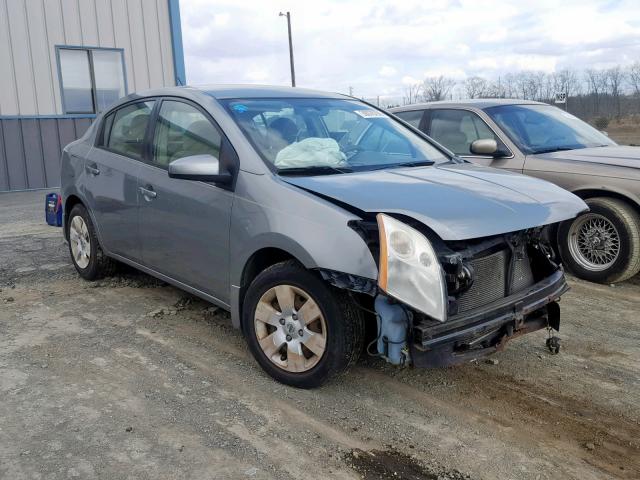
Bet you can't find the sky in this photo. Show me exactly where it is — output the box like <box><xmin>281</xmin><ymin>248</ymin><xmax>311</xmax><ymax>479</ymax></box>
<box><xmin>180</xmin><ymin>0</ymin><xmax>640</xmax><ymax>101</ymax></box>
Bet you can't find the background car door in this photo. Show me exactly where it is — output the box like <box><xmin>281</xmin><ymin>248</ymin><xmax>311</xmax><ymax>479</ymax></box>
<box><xmin>137</xmin><ymin>99</ymin><xmax>234</xmax><ymax>303</ymax></box>
<box><xmin>83</xmin><ymin>100</ymin><xmax>154</xmax><ymax>260</ymax></box>
<box><xmin>426</xmin><ymin>108</ymin><xmax>524</xmax><ymax>171</ymax></box>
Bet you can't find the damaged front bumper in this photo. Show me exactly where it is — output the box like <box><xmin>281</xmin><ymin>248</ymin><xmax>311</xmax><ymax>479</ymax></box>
<box><xmin>409</xmin><ymin>268</ymin><xmax>568</xmax><ymax>367</ymax></box>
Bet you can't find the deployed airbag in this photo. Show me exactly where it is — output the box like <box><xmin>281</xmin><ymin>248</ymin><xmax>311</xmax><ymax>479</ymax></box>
<box><xmin>275</xmin><ymin>137</ymin><xmax>347</xmax><ymax>168</ymax></box>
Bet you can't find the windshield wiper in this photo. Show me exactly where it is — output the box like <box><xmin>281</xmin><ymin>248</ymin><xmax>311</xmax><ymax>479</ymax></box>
<box><xmin>368</xmin><ymin>160</ymin><xmax>436</xmax><ymax>171</ymax></box>
<box><xmin>532</xmin><ymin>146</ymin><xmax>577</xmax><ymax>154</ymax></box>
<box><xmin>277</xmin><ymin>165</ymin><xmax>353</xmax><ymax>176</ymax></box>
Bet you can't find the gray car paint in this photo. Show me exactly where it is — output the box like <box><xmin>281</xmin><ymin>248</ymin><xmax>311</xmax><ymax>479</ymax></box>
<box><xmin>282</xmin><ymin>162</ymin><xmax>587</xmax><ymax>240</ymax></box>
<box><xmin>61</xmin><ymin>86</ymin><xmax>586</xmax><ymax>329</ymax></box>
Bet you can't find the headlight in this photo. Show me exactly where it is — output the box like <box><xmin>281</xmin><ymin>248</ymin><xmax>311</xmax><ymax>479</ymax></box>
<box><xmin>377</xmin><ymin>213</ymin><xmax>447</xmax><ymax>321</ymax></box>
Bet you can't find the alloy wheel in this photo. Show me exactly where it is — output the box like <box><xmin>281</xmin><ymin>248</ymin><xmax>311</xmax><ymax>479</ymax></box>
<box><xmin>568</xmin><ymin>213</ymin><xmax>620</xmax><ymax>272</ymax></box>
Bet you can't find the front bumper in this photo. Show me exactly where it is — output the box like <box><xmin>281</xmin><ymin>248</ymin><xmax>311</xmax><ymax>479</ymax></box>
<box><xmin>410</xmin><ymin>268</ymin><xmax>568</xmax><ymax>367</ymax></box>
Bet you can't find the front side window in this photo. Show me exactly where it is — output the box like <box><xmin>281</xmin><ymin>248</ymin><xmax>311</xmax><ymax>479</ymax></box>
<box><xmin>105</xmin><ymin>101</ymin><xmax>154</xmax><ymax>159</ymax></box>
<box><xmin>58</xmin><ymin>47</ymin><xmax>126</xmax><ymax>114</ymax></box>
<box><xmin>152</xmin><ymin>101</ymin><xmax>222</xmax><ymax>168</ymax></box>
<box><xmin>428</xmin><ymin>109</ymin><xmax>502</xmax><ymax>156</ymax></box>
<box><xmin>394</xmin><ymin>110</ymin><xmax>425</xmax><ymax>128</ymax></box>
<box><xmin>222</xmin><ymin>98</ymin><xmax>448</xmax><ymax>173</ymax></box>
<box><xmin>485</xmin><ymin>104</ymin><xmax>615</xmax><ymax>154</ymax></box>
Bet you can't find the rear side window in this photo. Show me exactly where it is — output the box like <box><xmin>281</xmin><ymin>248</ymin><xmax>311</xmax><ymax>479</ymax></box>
<box><xmin>152</xmin><ymin>100</ymin><xmax>222</xmax><ymax>168</ymax></box>
<box><xmin>105</xmin><ymin>101</ymin><xmax>155</xmax><ymax>159</ymax></box>
<box><xmin>394</xmin><ymin>110</ymin><xmax>424</xmax><ymax>129</ymax></box>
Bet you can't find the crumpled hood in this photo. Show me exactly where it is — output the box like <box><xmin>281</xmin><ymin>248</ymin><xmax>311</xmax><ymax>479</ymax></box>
<box><xmin>531</xmin><ymin>145</ymin><xmax>640</xmax><ymax>169</ymax></box>
<box><xmin>283</xmin><ymin>163</ymin><xmax>587</xmax><ymax>240</ymax></box>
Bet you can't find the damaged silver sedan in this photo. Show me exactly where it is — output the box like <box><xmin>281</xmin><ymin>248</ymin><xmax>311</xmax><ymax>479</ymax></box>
<box><xmin>60</xmin><ymin>85</ymin><xmax>587</xmax><ymax>388</ymax></box>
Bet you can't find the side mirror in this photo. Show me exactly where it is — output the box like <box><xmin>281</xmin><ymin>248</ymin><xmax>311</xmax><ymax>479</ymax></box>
<box><xmin>168</xmin><ymin>154</ymin><xmax>232</xmax><ymax>184</ymax></box>
<box><xmin>470</xmin><ymin>139</ymin><xmax>498</xmax><ymax>156</ymax></box>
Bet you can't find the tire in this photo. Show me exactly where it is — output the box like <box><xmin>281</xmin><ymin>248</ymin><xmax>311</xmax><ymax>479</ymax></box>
<box><xmin>241</xmin><ymin>260</ymin><xmax>364</xmax><ymax>388</ymax></box>
<box><xmin>67</xmin><ymin>204</ymin><xmax>117</xmax><ymax>281</ymax></box>
<box><xmin>558</xmin><ymin>197</ymin><xmax>640</xmax><ymax>283</ymax></box>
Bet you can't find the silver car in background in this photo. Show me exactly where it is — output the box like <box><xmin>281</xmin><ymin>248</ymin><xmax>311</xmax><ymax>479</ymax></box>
<box><xmin>61</xmin><ymin>86</ymin><xmax>586</xmax><ymax>388</ymax></box>
<box><xmin>391</xmin><ymin>100</ymin><xmax>640</xmax><ymax>284</ymax></box>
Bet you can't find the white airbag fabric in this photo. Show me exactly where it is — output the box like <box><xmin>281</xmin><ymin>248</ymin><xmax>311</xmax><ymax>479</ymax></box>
<box><xmin>274</xmin><ymin>137</ymin><xmax>346</xmax><ymax>168</ymax></box>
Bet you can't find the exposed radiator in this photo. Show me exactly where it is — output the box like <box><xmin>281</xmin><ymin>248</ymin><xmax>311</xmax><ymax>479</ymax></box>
<box><xmin>456</xmin><ymin>248</ymin><xmax>534</xmax><ymax>313</ymax></box>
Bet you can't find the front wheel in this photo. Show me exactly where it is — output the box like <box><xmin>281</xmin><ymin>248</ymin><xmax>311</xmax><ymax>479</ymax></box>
<box><xmin>241</xmin><ymin>261</ymin><xmax>364</xmax><ymax>388</ymax></box>
<box><xmin>558</xmin><ymin>197</ymin><xmax>640</xmax><ymax>283</ymax></box>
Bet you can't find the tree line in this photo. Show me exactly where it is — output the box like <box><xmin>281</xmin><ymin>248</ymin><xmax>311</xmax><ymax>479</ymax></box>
<box><xmin>396</xmin><ymin>62</ymin><xmax>640</xmax><ymax>121</ymax></box>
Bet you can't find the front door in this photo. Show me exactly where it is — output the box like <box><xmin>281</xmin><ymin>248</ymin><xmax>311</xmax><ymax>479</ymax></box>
<box><xmin>84</xmin><ymin>100</ymin><xmax>155</xmax><ymax>260</ymax></box>
<box><xmin>427</xmin><ymin>108</ymin><xmax>524</xmax><ymax>171</ymax></box>
<box><xmin>137</xmin><ymin>99</ymin><xmax>233</xmax><ymax>303</ymax></box>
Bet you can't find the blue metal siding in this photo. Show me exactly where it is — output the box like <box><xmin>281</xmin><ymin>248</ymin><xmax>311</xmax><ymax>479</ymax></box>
<box><xmin>168</xmin><ymin>0</ymin><xmax>186</xmax><ymax>86</ymax></box>
<box><xmin>0</xmin><ymin>116</ymin><xmax>94</xmax><ymax>191</ymax></box>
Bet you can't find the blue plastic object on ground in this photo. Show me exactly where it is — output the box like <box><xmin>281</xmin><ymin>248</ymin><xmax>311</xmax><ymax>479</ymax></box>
<box><xmin>45</xmin><ymin>193</ymin><xmax>63</xmax><ymax>227</ymax></box>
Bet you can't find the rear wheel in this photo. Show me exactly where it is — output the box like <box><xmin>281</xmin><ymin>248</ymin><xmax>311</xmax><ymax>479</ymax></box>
<box><xmin>242</xmin><ymin>261</ymin><xmax>364</xmax><ymax>388</ymax></box>
<box><xmin>558</xmin><ymin>197</ymin><xmax>640</xmax><ymax>283</ymax></box>
<box><xmin>67</xmin><ymin>204</ymin><xmax>117</xmax><ymax>280</ymax></box>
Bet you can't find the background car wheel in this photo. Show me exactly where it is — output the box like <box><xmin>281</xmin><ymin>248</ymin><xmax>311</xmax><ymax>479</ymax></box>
<box><xmin>67</xmin><ymin>204</ymin><xmax>117</xmax><ymax>280</ymax></box>
<box><xmin>558</xmin><ymin>197</ymin><xmax>640</xmax><ymax>283</ymax></box>
<box><xmin>241</xmin><ymin>260</ymin><xmax>364</xmax><ymax>388</ymax></box>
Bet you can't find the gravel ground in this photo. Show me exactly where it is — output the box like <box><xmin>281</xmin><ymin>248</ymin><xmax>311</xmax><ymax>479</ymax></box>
<box><xmin>1</xmin><ymin>190</ymin><xmax>639</xmax><ymax>480</ymax></box>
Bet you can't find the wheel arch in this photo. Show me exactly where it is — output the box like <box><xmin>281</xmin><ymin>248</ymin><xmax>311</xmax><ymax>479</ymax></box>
<box><xmin>571</xmin><ymin>188</ymin><xmax>640</xmax><ymax>217</ymax></box>
<box><xmin>232</xmin><ymin>244</ymin><xmax>313</xmax><ymax>331</ymax></box>
<box><xmin>63</xmin><ymin>194</ymin><xmax>85</xmax><ymax>241</ymax></box>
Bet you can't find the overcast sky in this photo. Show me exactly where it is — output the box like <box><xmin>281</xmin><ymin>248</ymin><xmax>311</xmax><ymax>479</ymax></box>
<box><xmin>180</xmin><ymin>0</ymin><xmax>640</xmax><ymax>100</ymax></box>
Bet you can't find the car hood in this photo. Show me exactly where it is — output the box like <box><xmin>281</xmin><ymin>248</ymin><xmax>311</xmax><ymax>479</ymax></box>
<box><xmin>530</xmin><ymin>145</ymin><xmax>640</xmax><ymax>169</ymax></box>
<box><xmin>282</xmin><ymin>163</ymin><xmax>587</xmax><ymax>240</ymax></box>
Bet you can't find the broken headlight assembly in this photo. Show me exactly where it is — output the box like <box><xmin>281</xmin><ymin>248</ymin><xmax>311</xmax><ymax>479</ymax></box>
<box><xmin>376</xmin><ymin>213</ymin><xmax>447</xmax><ymax>321</ymax></box>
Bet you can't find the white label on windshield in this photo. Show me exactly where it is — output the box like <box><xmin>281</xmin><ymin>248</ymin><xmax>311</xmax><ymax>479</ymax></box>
<box><xmin>354</xmin><ymin>109</ymin><xmax>386</xmax><ymax>118</ymax></box>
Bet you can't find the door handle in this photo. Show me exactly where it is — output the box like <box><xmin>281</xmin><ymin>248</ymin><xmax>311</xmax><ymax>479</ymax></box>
<box><xmin>139</xmin><ymin>186</ymin><xmax>157</xmax><ymax>199</ymax></box>
<box><xmin>86</xmin><ymin>164</ymin><xmax>100</xmax><ymax>176</ymax></box>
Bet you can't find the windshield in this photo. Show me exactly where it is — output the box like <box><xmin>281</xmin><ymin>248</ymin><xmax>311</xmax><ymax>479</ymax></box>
<box><xmin>485</xmin><ymin>104</ymin><xmax>615</xmax><ymax>155</ymax></box>
<box><xmin>221</xmin><ymin>98</ymin><xmax>448</xmax><ymax>174</ymax></box>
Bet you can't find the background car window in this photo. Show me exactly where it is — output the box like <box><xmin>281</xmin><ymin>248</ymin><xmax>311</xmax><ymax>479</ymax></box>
<box><xmin>429</xmin><ymin>109</ymin><xmax>500</xmax><ymax>156</ymax></box>
<box><xmin>486</xmin><ymin>104</ymin><xmax>615</xmax><ymax>154</ymax></box>
<box><xmin>394</xmin><ymin>110</ymin><xmax>424</xmax><ymax>128</ymax></box>
<box><xmin>153</xmin><ymin>101</ymin><xmax>222</xmax><ymax>168</ymax></box>
<box><xmin>106</xmin><ymin>101</ymin><xmax>155</xmax><ymax>159</ymax></box>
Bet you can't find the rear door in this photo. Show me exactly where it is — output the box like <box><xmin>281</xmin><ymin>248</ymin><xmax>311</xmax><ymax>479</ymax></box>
<box><xmin>137</xmin><ymin>98</ymin><xmax>235</xmax><ymax>303</ymax></box>
<box><xmin>426</xmin><ymin>108</ymin><xmax>524</xmax><ymax>171</ymax></box>
<box><xmin>84</xmin><ymin>100</ymin><xmax>155</xmax><ymax>260</ymax></box>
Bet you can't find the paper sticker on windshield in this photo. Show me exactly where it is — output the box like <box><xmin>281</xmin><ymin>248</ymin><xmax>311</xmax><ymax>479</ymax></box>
<box><xmin>354</xmin><ymin>109</ymin><xmax>386</xmax><ymax>119</ymax></box>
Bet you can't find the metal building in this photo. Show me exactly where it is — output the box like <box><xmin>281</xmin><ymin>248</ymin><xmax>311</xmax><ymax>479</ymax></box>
<box><xmin>0</xmin><ymin>0</ymin><xmax>185</xmax><ymax>192</ymax></box>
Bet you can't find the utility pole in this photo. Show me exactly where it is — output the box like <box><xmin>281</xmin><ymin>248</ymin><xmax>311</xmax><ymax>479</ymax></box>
<box><xmin>349</xmin><ymin>86</ymin><xmax>353</xmax><ymax>96</ymax></box>
<box><xmin>279</xmin><ymin>12</ymin><xmax>296</xmax><ymax>87</ymax></box>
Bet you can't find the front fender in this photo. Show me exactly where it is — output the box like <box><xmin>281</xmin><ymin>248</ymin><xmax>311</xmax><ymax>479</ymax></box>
<box><xmin>229</xmin><ymin>172</ymin><xmax>379</xmax><ymax>328</ymax></box>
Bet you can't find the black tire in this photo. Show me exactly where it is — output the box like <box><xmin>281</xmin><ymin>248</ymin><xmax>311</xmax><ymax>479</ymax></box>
<box><xmin>67</xmin><ymin>204</ymin><xmax>117</xmax><ymax>281</ymax></box>
<box><xmin>241</xmin><ymin>260</ymin><xmax>364</xmax><ymax>389</ymax></box>
<box><xmin>558</xmin><ymin>197</ymin><xmax>640</xmax><ymax>283</ymax></box>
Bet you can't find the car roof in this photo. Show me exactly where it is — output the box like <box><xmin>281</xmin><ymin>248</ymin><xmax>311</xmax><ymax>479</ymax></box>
<box><xmin>389</xmin><ymin>98</ymin><xmax>547</xmax><ymax>112</ymax></box>
<box><xmin>117</xmin><ymin>84</ymin><xmax>351</xmax><ymax>102</ymax></box>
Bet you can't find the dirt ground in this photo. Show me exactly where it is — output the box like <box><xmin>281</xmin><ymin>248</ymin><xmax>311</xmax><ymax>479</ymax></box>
<box><xmin>1</xmin><ymin>190</ymin><xmax>639</xmax><ymax>480</ymax></box>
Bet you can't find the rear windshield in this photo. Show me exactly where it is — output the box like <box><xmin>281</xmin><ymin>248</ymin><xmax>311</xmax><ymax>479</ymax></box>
<box><xmin>221</xmin><ymin>98</ymin><xmax>448</xmax><ymax>173</ymax></box>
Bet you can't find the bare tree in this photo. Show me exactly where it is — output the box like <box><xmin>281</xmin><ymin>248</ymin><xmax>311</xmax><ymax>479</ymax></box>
<box><xmin>402</xmin><ymin>83</ymin><xmax>423</xmax><ymax>105</ymax></box>
<box><xmin>606</xmin><ymin>66</ymin><xmax>625</xmax><ymax>117</ymax></box>
<box><xmin>557</xmin><ymin>69</ymin><xmax>581</xmax><ymax>97</ymax></box>
<box><xmin>422</xmin><ymin>76</ymin><xmax>456</xmax><ymax>101</ymax></box>
<box><xmin>585</xmin><ymin>68</ymin><xmax>608</xmax><ymax>114</ymax></box>
<box><xmin>463</xmin><ymin>76</ymin><xmax>488</xmax><ymax>99</ymax></box>
<box><xmin>629</xmin><ymin>62</ymin><xmax>640</xmax><ymax>96</ymax></box>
